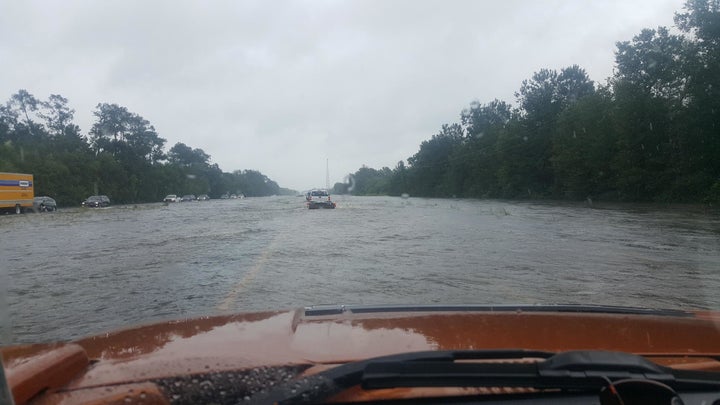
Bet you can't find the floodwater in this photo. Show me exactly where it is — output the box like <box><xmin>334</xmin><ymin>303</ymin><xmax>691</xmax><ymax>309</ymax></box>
<box><xmin>2</xmin><ymin>196</ymin><xmax>720</xmax><ymax>344</ymax></box>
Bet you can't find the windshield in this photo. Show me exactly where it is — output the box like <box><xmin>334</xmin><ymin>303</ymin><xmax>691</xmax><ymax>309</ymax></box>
<box><xmin>1</xmin><ymin>0</ymin><xmax>719</xmax><ymax>367</ymax></box>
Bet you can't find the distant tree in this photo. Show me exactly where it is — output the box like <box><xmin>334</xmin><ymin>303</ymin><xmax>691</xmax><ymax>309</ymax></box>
<box><xmin>89</xmin><ymin>103</ymin><xmax>166</xmax><ymax>163</ymax></box>
<box><xmin>614</xmin><ymin>27</ymin><xmax>689</xmax><ymax>103</ymax></box>
<box><xmin>457</xmin><ymin>100</ymin><xmax>514</xmax><ymax>197</ymax></box>
<box><xmin>89</xmin><ymin>103</ymin><xmax>131</xmax><ymax>150</ymax></box>
<box><xmin>461</xmin><ymin>99</ymin><xmax>512</xmax><ymax>139</ymax></box>
<box><xmin>125</xmin><ymin>115</ymin><xmax>166</xmax><ymax>164</ymax></box>
<box><xmin>388</xmin><ymin>161</ymin><xmax>408</xmax><ymax>196</ymax></box>
<box><xmin>512</xmin><ymin>66</ymin><xmax>596</xmax><ymax>195</ymax></box>
<box><xmin>7</xmin><ymin>90</ymin><xmax>41</xmax><ymax>135</ymax></box>
<box><xmin>612</xmin><ymin>26</ymin><xmax>693</xmax><ymax>200</ymax></box>
<box><xmin>1</xmin><ymin>90</ymin><xmax>287</xmax><ymax>205</ymax></box>
<box><xmin>168</xmin><ymin>142</ymin><xmax>211</xmax><ymax>167</ymax></box>
<box><xmin>674</xmin><ymin>0</ymin><xmax>720</xmax><ymax>200</ymax></box>
<box><xmin>234</xmin><ymin>169</ymin><xmax>280</xmax><ymax>196</ymax></box>
<box><xmin>351</xmin><ymin>166</ymin><xmax>392</xmax><ymax>195</ymax></box>
<box><xmin>38</xmin><ymin>94</ymin><xmax>76</xmax><ymax>137</ymax></box>
<box><xmin>332</xmin><ymin>181</ymin><xmax>349</xmax><ymax>194</ymax></box>
<box><xmin>675</xmin><ymin>0</ymin><xmax>720</xmax><ymax>47</ymax></box>
<box><xmin>406</xmin><ymin>123</ymin><xmax>463</xmax><ymax>196</ymax></box>
<box><xmin>340</xmin><ymin>1</ymin><xmax>720</xmax><ymax>203</ymax></box>
<box><xmin>551</xmin><ymin>91</ymin><xmax>616</xmax><ymax>199</ymax></box>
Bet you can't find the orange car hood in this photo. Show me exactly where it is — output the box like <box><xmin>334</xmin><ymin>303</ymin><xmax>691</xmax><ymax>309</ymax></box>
<box><xmin>3</xmin><ymin>305</ymin><xmax>720</xmax><ymax>404</ymax></box>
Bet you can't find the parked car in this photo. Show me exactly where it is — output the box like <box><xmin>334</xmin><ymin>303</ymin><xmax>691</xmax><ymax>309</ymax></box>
<box><xmin>81</xmin><ymin>195</ymin><xmax>110</xmax><ymax>207</ymax></box>
<box><xmin>163</xmin><ymin>194</ymin><xmax>179</xmax><ymax>203</ymax></box>
<box><xmin>181</xmin><ymin>194</ymin><xmax>196</xmax><ymax>202</ymax></box>
<box><xmin>197</xmin><ymin>194</ymin><xmax>210</xmax><ymax>201</ymax></box>
<box><xmin>33</xmin><ymin>196</ymin><xmax>57</xmax><ymax>212</ymax></box>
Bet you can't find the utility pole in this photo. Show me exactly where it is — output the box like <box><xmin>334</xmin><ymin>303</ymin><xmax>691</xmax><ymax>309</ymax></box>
<box><xmin>326</xmin><ymin>158</ymin><xmax>330</xmax><ymax>190</ymax></box>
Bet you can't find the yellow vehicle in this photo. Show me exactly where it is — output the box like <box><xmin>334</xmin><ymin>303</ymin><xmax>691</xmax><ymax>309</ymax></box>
<box><xmin>0</xmin><ymin>172</ymin><xmax>34</xmax><ymax>214</ymax></box>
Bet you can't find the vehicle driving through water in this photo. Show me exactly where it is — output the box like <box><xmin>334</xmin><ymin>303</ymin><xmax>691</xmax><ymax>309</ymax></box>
<box><xmin>0</xmin><ymin>173</ymin><xmax>33</xmax><ymax>214</ymax></box>
<box><xmin>305</xmin><ymin>188</ymin><xmax>336</xmax><ymax>209</ymax></box>
<box><xmin>2</xmin><ymin>0</ymin><xmax>720</xmax><ymax>403</ymax></box>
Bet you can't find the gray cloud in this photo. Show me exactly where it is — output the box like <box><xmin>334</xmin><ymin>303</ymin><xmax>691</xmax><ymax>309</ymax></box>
<box><xmin>1</xmin><ymin>0</ymin><xmax>684</xmax><ymax>190</ymax></box>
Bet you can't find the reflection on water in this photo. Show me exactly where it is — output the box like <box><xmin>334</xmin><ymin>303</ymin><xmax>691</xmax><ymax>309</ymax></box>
<box><xmin>2</xmin><ymin>196</ymin><xmax>720</xmax><ymax>344</ymax></box>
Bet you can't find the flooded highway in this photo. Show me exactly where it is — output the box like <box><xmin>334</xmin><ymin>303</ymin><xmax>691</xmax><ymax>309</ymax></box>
<box><xmin>2</xmin><ymin>196</ymin><xmax>720</xmax><ymax>344</ymax></box>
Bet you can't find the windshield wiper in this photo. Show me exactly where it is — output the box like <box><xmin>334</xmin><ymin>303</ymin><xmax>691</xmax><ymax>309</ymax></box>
<box><xmin>251</xmin><ymin>350</ymin><xmax>720</xmax><ymax>404</ymax></box>
<box><xmin>363</xmin><ymin>350</ymin><xmax>679</xmax><ymax>390</ymax></box>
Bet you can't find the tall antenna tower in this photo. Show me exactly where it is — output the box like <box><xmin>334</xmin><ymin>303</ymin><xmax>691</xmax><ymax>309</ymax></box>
<box><xmin>326</xmin><ymin>158</ymin><xmax>330</xmax><ymax>189</ymax></box>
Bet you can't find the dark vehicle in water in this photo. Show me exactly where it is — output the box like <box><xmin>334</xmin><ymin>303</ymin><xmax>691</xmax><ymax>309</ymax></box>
<box><xmin>81</xmin><ymin>195</ymin><xmax>110</xmax><ymax>208</ymax></box>
<box><xmin>32</xmin><ymin>196</ymin><xmax>57</xmax><ymax>212</ymax></box>
<box><xmin>181</xmin><ymin>194</ymin><xmax>196</xmax><ymax>202</ymax></box>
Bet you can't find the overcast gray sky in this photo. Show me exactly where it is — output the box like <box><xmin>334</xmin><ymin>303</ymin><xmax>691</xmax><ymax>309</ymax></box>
<box><xmin>1</xmin><ymin>0</ymin><xmax>685</xmax><ymax>191</ymax></box>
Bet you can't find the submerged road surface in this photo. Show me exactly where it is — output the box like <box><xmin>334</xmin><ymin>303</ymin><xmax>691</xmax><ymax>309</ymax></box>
<box><xmin>2</xmin><ymin>196</ymin><xmax>720</xmax><ymax>344</ymax></box>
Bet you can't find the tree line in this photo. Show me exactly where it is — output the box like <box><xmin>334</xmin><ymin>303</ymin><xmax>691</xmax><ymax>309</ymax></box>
<box><xmin>338</xmin><ymin>0</ymin><xmax>720</xmax><ymax>203</ymax></box>
<box><xmin>0</xmin><ymin>94</ymin><xmax>291</xmax><ymax>207</ymax></box>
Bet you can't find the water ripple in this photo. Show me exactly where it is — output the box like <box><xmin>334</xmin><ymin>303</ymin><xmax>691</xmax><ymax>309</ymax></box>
<box><xmin>3</xmin><ymin>196</ymin><xmax>719</xmax><ymax>344</ymax></box>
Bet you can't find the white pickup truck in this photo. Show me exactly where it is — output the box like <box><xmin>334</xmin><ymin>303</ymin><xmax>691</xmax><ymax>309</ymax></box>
<box><xmin>305</xmin><ymin>189</ymin><xmax>336</xmax><ymax>209</ymax></box>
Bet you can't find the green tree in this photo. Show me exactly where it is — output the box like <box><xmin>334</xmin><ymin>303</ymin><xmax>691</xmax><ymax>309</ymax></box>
<box><xmin>1</xmin><ymin>90</ymin><xmax>287</xmax><ymax>205</ymax></box>
<box><xmin>387</xmin><ymin>161</ymin><xmax>408</xmax><ymax>196</ymax></box>
<box><xmin>7</xmin><ymin>90</ymin><xmax>41</xmax><ymax>137</ymax></box>
<box><xmin>89</xmin><ymin>103</ymin><xmax>166</xmax><ymax>164</ymax></box>
<box><xmin>612</xmin><ymin>27</ymin><xmax>687</xmax><ymax>200</ymax></box>
<box><xmin>457</xmin><ymin>100</ymin><xmax>513</xmax><ymax>197</ymax></box>
<box><xmin>38</xmin><ymin>94</ymin><xmax>76</xmax><ymax>137</ymax></box>
<box><xmin>513</xmin><ymin>66</ymin><xmax>595</xmax><ymax>195</ymax></box>
<box><xmin>674</xmin><ymin>0</ymin><xmax>720</xmax><ymax>200</ymax></box>
<box><xmin>406</xmin><ymin>123</ymin><xmax>463</xmax><ymax>197</ymax></box>
<box><xmin>551</xmin><ymin>91</ymin><xmax>616</xmax><ymax>199</ymax></box>
<box><xmin>351</xmin><ymin>166</ymin><xmax>392</xmax><ymax>195</ymax></box>
<box><xmin>168</xmin><ymin>142</ymin><xmax>211</xmax><ymax>167</ymax></box>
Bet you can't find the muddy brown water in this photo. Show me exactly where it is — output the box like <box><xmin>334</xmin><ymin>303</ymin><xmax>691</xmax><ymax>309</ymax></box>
<box><xmin>2</xmin><ymin>196</ymin><xmax>719</xmax><ymax>344</ymax></box>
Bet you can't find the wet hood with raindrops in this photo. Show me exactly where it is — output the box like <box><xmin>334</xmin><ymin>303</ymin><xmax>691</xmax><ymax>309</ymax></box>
<box><xmin>2</xmin><ymin>305</ymin><xmax>720</xmax><ymax>404</ymax></box>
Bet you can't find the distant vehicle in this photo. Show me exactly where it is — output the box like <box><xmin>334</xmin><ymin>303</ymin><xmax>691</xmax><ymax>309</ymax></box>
<box><xmin>181</xmin><ymin>194</ymin><xmax>196</xmax><ymax>202</ymax></box>
<box><xmin>33</xmin><ymin>196</ymin><xmax>57</xmax><ymax>212</ymax></box>
<box><xmin>163</xmin><ymin>194</ymin><xmax>178</xmax><ymax>203</ymax></box>
<box><xmin>81</xmin><ymin>195</ymin><xmax>110</xmax><ymax>208</ymax></box>
<box><xmin>229</xmin><ymin>194</ymin><xmax>237</xmax><ymax>199</ymax></box>
<box><xmin>305</xmin><ymin>188</ymin><xmax>336</xmax><ymax>209</ymax></box>
<box><xmin>0</xmin><ymin>172</ymin><xmax>34</xmax><ymax>214</ymax></box>
<box><xmin>197</xmin><ymin>194</ymin><xmax>210</xmax><ymax>201</ymax></box>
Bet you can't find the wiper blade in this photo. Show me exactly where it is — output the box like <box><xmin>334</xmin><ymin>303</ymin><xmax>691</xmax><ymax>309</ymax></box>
<box><xmin>251</xmin><ymin>350</ymin><xmax>553</xmax><ymax>404</ymax></box>
<box><xmin>253</xmin><ymin>350</ymin><xmax>720</xmax><ymax>404</ymax></box>
<box><xmin>363</xmin><ymin>351</ymin><xmax>672</xmax><ymax>390</ymax></box>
